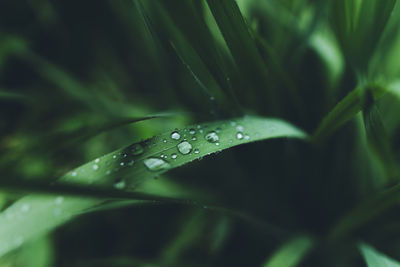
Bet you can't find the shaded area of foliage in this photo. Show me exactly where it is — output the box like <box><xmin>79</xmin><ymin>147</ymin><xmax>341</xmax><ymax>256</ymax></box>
<box><xmin>1</xmin><ymin>0</ymin><xmax>400</xmax><ymax>266</ymax></box>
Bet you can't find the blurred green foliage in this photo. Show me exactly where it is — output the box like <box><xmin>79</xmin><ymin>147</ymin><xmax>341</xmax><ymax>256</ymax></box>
<box><xmin>1</xmin><ymin>0</ymin><xmax>400</xmax><ymax>266</ymax></box>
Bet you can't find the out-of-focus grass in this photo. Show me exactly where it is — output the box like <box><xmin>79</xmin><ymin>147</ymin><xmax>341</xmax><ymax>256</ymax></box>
<box><xmin>1</xmin><ymin>0</ymin><xmax>400</xmax><ymax>266</ymax></box>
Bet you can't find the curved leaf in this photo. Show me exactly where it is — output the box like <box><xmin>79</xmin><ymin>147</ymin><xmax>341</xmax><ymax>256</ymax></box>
<box><xmin>0</xmin><ymin>115</ymin><xmax>306</xmax><ymax>258</ymax></box>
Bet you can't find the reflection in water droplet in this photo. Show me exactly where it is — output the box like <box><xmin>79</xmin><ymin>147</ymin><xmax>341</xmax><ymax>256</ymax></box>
<box><xmin>113</xmin><ymin>155</ymin><xmax>117</xmax><ymax>159</ymax></box>
<box><xmin>171</xmin><ymin>153</ymin><xmax>177</xmax><ymax>159</ymax></box>
<box><xmin>215</xmin><ymin>142</ymin><xmax>220</xmax><ymax>146</ymax></box>
<box><xmin>177</xmin><ymin>141</ymin><xmax>193</xmax><ymax>155</ymax></box>
<box><xmin>120</xmin><ymin>162</ymin><xmax>125</xmax><ymax>166</ymax></box>
<box><xmin>144</xmin><ymin>157</ymin><xmax>170</xmax><ymax>171</ymax></box>
<box><xmin>191</xmin><ymin>136</ymin><xmax>197</xmax><ymax>141</ymax></box>
<box><xmin>114</xmin><ymin>178</ymin><xmax>126</xmax><ymax>190</ymax></box>
<box><xmin>55</xmin><ymin>196</ymin><xmax>64</xmax><ymax>205</ymax></box>
<box><xmin>21</xmin><ymin>204</ymin><xmax>30</xmax><ymax>212</ymax></box>
<box><xmin>236</xmin><ymin>132</ymin><xmax>244</xmax><ymax>140</ymax></box>
<box><xmin>93</xmin><ymin>164</ymin><xmax>99</xmax><ymax>170</ymax></box>
<box><xmin>163</xmin><ymin>138</ymin><xmax>167</xmax><ymax>143</ymax></box>
<box><xmin>189</xmin><ymin>128</ymin><xmax>196</xmax><ymax>135</ymax></box>
<box><xmin>170</xmin><ymin>131</ymin><xmax>181</xmax><ymax>140</ymax></box>
<box><xmin>236</xmin><ymin>125</ymin><xmax>244</xmax><ymax>131</ymax></box>
<box><xmin>122</xmin><ymin>153</ymin><xmax>127</xmax><ymax>158</ymax></box>
<box><xmin>205</xmin><ymin>131</ymin><xmax>219</xmax><ymax>143</ymax></box>
<box><xmin>131</xmin><ymin>144</ymin><xmax>144</xmax><ymax>155</ymax></box>
<box><xmin>194</xmin><ymin>148</ymin><xmax>200</xmax><ymax>154</ymax></box>
<box><xmin>244</xmin><ymin>135</ymin><xmax>250</xmax><ymax>140</ymax></box>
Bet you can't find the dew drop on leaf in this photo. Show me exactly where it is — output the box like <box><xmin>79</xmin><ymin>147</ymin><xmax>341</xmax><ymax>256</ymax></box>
<box><xmin>114</xmin><ymin>178</ymin><xmax>126</xmax><ymax>190</ymax></box>
<box><xmin>236</xmin><ymin>132</ymin><xmax>244</xmax><ymax>140</ymax></box>
<box><xmin>71</xmin><ymin>171</ymin><xmax>77</xmax><ymax>177</ymax></box>
<box><xmin>236</xmin><ymin>125</ymin><xmax>244</xmax><ymax>131</ymax></box>
<box><xmin>144</xmin><ymin>157</ymin><xmax>170</xmax><ymax>171</ymax></box>
<box><xmin>194</xmin><ymin>148</ymin><xmax>200</xmax><ymax>154</ymax></box>
<box><xmin>21</xmin><ymin>204</ymin><xmax>30</xmax><ymax>212</ymax></box>
<box><xmin>93</xmin><ymin>164</ymin><xmax>99</xmax><ymax>170</ymax></box>
<box><xmin>170</xmin><ymin>131</ymin><xmax>181</xmax><ymax>140</ymax></box>
<box><xmin>189</xmin><ymin>128</ymin><xmax>196</xmax><ymax>134</ymax></box>
<box><xmin>177</xmin><ymin>141</ymin><xmax>193</xmax><ymax>155</ymax></box>
<box><xmin>55</xmin><ymin>196</ymin><xmax>64</xmax><ymax>205</ymax></box>
<box><xmin>191</xmin><ymin>136</ymin><xmax>197</xmax><ymax>141</ymax></box>
<box><xmin>205</xmin><ymin>131</ymin><xmax>219</xmax><ymax>143</ymax></box>
<box><xmin>131</xmin><ymin>144</ymin><xmax>144</xmax><ymax>155</ymax></box>
<box><xmin>171</xmin><ymin>153</ymin><xmax>178</xmax><ymax>159</ymax></box>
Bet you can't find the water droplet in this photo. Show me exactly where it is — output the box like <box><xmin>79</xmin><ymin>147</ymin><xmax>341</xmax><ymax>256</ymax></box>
<box><xmin>71</xmin><ymin>171</ymin><xmax>77</xmax><ymax>177</ymax></box>
<box><xmin>199</xmin><ymin>129</ymin><xmax>204</xmax><ymax>133</ymax></box>
<box><xmin>171</xmin><ymin>153</ymin><xmax>177</xmax><ymax>159</ymax></box>
<box><xmin>194</xmin><ymin>148</ymin><xmax>200</xmax><ymax>154</ymax></box>
<box><xmin>189</xmin><ymin>128</ymin><xmax>196</xmax><ymax>135</ymax></box>
<box><xmin>236</xmin><ymin>132</ymin><xmax>244</xmax><ymax>140</ymax></box>
<box><xmin>131</xmin><ymin>144</ymin><xmax>144</xmax><ymax>155</ymax></box>
<box><xmin>205</xmin><ymin>131</ymin><xmax>219</xmax><ymax>143</ymax></box>
<box><xmin>93</xmin><ymin>164</ymin><xmax>99</xmax><ymax>170</ymax></box>
<box><xmin>113</xmin><ymin>155</ymin><xmax>117</xmax><ymax>159</ymax></box>
<box><xmin>215</xmin><ymin>142</ymin><xmax>220</xmax><ymax>146</ymax></box>
<box><xmin>236</xmin><ymin>125</ymin><xmax>244</xmax><ymax>131</ymax></box>
<box><xmin>122</xmin><ymin>153</ymin><xmax>127</xmax><ymax>158</ymax></box>
<box><xmin>191</xmin><ymin>136</ymin><xmax>197</xmax><ymax>141</ymax></box>
<box><xmin>114</xmin><ymin>178</ymin><xmax>126</xmax><ymax>190</ymax></box>
<box><xmin>244</xmin><ymin>135</ymin><xmax>250</xmax><ymax>140</ymax></box>
<box><xmin>210</xmin><ymin>96</ymin><xmax>215</xmax><ymax>101</ymax></box>
<box><xmin>177</xmin><ymin>141</ymin><xmax>193</xmax><ymax>155</ymax></box>
<box><xmin>55</xmin><ymin>196</ymin><xmax>64</xmax><ymax>205</ymax></box>
<box><xmin>170</xmin><ymin>131</ymin><xmax>181</xmax><ymax>140</ymax></box>
<box><xmin>144</xmin><ymin>157</ymin><xmax>170</xmax><ymax>171</ymax></box>
<box><xmin>197</xmin><ymin>125</ymin><xmax>201</xmax><ymax>129</ymax></box>
<box><xmin>95</xmin><ymin>158</ymin><xmax>100</xmax><ymax>163</ymax></box>
<box><xmin>128</xmin><ymin>160</ymin><xmax>135</xmax><ymax>166</ymax></box>
<box><xmin>120</xmin><ymin>162</ymin><xmax>125</xmax><ymax>166</ymax></box>
<box><xmin>21</xmin><ymin>204</ymin><xmax>30</xmax><ymax>212</ymax></box>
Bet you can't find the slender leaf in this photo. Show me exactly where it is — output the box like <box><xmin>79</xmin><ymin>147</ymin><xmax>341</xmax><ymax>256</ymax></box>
<box><xmin>359</xmin><ymin>243</ymin><xmax>400</xmax><ymax>267</ymax></box>
<box><xmin>262</xmin><ymin>235</ymin><xmax>314</xmax><ymax>267</ymax></box>
<box><xmin>0</xmin><ymin>116</ymin><xmax>306</xmax><ymax>257</ymax></box>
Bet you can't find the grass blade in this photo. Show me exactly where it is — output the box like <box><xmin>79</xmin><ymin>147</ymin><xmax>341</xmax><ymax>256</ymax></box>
<box><xmin>262</xmin><ymin>235</ymin><xmax>314</xmax><ymax>267</ymax></box>
<box><xmin>206</xmin><ymin>0</ymin><xmax>277</xmax><ymax>113</ymax></box>
<box><xmin>362</xmin><ymin>94</ymin><xmax>399</xmax><ymax>184</ymax></box>
<box><xmin>312</xmin><ymin>85</ymin><xmax>386</xmax><ymax>143</ymax></box>
<box><xmin>359</xmin><ymin>243</ymin><xmax>400</xmax><ymax>267</ymax></box>
<box><xmin>0</xmin><ymin>116</ymin><xmax>306</xmax><ymax>257</ymax></box>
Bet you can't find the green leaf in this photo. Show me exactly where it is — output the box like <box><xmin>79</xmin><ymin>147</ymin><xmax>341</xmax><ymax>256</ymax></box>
<box><xmin>206</xmin><ymin>0</ymin><xmax>278</xmax><ymax>113</ymax></box>
<box><xmin>359</xmin><ymin>243</ymin><xmax>400</xmax><ymax>267</ymax></box>
<box><xmin>312</xmin><ymin>85</ymin><xmax>386</xmax><ymax>143</ymax></box>
<box><xmin>262</xmin><ymin>235</ymin><xmax>314</xmax><ymax>267</ymax></box>
<box><xmin>0</xmin><ymin>116</ymin><xmax>306</xmax><ymax>258</ymax></box>
<box><xmin>362</xmin><ymin>93</ymin><xmax>399</xmax><ymax>184</ymax></box>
